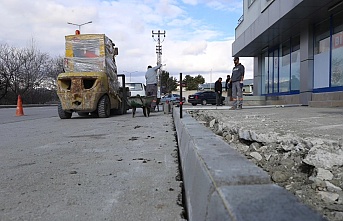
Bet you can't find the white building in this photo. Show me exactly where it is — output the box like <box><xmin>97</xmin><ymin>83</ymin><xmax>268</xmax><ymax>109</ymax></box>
<box><xmin>233</xmin><ymin>0</ymin><xmax>343</xmax><ymax>107</ymax></box>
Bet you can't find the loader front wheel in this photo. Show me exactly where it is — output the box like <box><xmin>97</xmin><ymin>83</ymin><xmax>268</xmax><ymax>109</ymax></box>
<box><xmin>58</xmin><ymin>102</ymin><xmax>72</xmax><ymax>119</ymax></box>
<box><xmin>98</xmin><ymin>95</ymin><xmax>110</xmax><ymax>118</ymax></box>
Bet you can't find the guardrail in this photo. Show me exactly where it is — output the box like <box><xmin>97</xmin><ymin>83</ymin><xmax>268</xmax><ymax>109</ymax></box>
<box><xmin>237</xmin><ymin>15</ymin><xmax>244</xmax><ymax>26</ymax></box>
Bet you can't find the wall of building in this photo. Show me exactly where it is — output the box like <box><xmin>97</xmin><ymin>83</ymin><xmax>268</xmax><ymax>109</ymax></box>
<box><xmin>235</xmin><ymin>0</ymin><xmax>261</xmax><ymax>39</ymax></box>
<box><xmin>233</xmin><ymin>0</ymin><xmax>303</xmax><ymax>56</ymax></box>
<box><xmin>235</xmin><ymin>0</ymin><xmax>343</xmax><ymax>107</ymax></box>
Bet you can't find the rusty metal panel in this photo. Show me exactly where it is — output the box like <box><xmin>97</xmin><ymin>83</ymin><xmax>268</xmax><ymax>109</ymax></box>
<box><xmin>57</xmin><ymin>72</ymin><xmax>109</xmax><ymax>112</ymax></box>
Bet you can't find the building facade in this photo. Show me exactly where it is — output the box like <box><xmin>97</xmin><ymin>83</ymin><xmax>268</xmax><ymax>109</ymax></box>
<box><xmin>233</xmin><ymin>0</ymin><xmax>343</xmax><ymax>106</ymax></box>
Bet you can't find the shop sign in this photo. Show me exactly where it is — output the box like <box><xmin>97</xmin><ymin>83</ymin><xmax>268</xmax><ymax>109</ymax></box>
<box><xmin>333</xmin><ymin>32</ymin><xmax>343</xmax><ymax>49</ymax></box>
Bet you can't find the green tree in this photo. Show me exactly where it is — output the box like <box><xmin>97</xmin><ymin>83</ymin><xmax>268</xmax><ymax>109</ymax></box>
<box><xmin>194</xmin><ymin>74</ymin><xmax>205</xmax><ymax>85</ymax></box>
<box><xmin>160</xmin><ymin>70</ymin><xmax>177</xmax><ymax>94</ymax></box>
<box><xmin>183</xmin><ymin>74</ymin><xmax>205</xmax><ymax>90</ymax></box>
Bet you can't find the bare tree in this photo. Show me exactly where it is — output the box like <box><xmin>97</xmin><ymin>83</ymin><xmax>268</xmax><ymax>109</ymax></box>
<box><xmin>44</xmin><ymin>56</ymin><xmax>64</xmax><ymax>90</ymax></box>
<box><xmin>0</xmin><ymin>44</ymin><xmax>21</xmax><ymax>100</ymax></box>
<box><xmin>0</xmin><ymin>42</ymin><xmax>64</xmax><ymax>104</ymax></box>
<box><xmin>13</xmin><ymin>44</ymin><xmax>50</xmax><ymax>96</ymax></box>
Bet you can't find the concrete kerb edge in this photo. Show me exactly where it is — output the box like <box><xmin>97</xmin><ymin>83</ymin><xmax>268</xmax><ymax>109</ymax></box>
<box><xmin>172</xmin><ymin>108</ymin><xmax>327</xmax><ymax>221</ymax></box>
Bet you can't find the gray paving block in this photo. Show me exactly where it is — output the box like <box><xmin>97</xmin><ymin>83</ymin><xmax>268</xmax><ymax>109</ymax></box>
<box><xmin>209</xmin><ymin>184</ymin><xmax>327</xmax><ymax>221</ymax></box>
<box><xmin>177</xmin><ymin>110</ymin><xmax>270</xmax><ymax>186</ymax></box>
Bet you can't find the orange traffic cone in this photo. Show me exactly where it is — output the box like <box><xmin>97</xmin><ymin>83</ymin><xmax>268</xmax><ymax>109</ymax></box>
<box><xmin>16</xmin><ymin>95</ymin><xmax>24</xmax><ymax>116</ymax></box>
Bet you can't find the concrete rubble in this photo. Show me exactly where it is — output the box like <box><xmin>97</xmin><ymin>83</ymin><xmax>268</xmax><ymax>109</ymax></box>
<box><xmin>188</xmin><ymin>106</ymin><xmax>343</xmax><ymax>221</ymax></box>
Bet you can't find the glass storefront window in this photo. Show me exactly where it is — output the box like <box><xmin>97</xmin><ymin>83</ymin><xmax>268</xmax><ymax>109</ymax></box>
<box><xmin>259</xmin><ymin>12</ymin><xmax>342</xmax><ymax>94</ymax></box>
<box><xmin>314</xmin><ymin>19</ymin><xmax>330</xmax><ymax>55</ymax></box>
<box><xmin>314</xmin><ymin>19</ymin><xmax>330</xmax><ymax>89</ymax></box>
<box><xmin>291</xmin><ymin>36</ymin><xmax>300</xmax><ymax>91</ymax></box>
<box><xmin>290</xmin><ymin>50</ymin><xmax>300</xmax><ymax>91</ymax></box>
<box><xmin>279</xmin><ymin>41</ymin><xmax>290</xmax><ymax>92</ymax></box>
<box><xmin>269</xmin><ymin>52</ymin><xmax>273</xmax><ymax>93</ymax></box>
<box><xmin>332</xmin><ymin>12</ymin><xmax>343</xmax><ymax>87</ymax></box>
<box><xmin>260</xmin><ymin>37</ymin><xmax>300</xmax><ymax>95</ymax></box>
<box><xmin>261</xmin><ymin>51</ymin><xmax>268</xmax><ymax>94</ymax></box>
<box><xmin>273</xmin><ymin>49</ymin><xmax>279</xmax><ymax>93</ymax></box>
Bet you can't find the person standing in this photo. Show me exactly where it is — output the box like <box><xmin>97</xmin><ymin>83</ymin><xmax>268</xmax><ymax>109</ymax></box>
<box><xmin>214</xmin><ymin>77</ymin><xmax>223</xmax><ymax>106</ymax></box>
<box><xmin>230</xmin><ymin>57</ymin><xmax>245</xmax><ymax>110</ymax></box>
<box><xmin>145</xmin><ymin>63</ymin><xmax>162</xmax><ymax>109</ymax></box>
<box><xmin>225</xmin><ymin>74</ymin><xmax>232</xmax><ymax>103</ymax></box>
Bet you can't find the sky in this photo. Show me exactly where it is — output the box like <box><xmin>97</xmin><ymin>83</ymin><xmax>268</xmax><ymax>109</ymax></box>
<box><xmin>0</xmin><ymin>0</ymin><xmax>253</xmax><ymax>83</ymax></box>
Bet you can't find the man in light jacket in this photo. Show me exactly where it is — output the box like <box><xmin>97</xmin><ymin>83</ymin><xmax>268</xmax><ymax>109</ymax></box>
<box><xmin>145</xmin><ymin>63</ymin><xmax>162</xmax><ymax>109</ymax></box>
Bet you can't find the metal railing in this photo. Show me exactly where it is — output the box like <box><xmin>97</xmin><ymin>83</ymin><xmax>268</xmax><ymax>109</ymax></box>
<box><xmin>237</xmin><ymin>15</ymin><xmax>244</xmax><ymax>26</ymax></box>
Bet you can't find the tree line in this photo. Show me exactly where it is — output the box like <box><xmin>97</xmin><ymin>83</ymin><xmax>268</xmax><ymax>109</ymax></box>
<box><xmin>0</xmin><ymin>43</ymin><xmax>63</xmax><ymax>105</ymax></box>
<box><xmin>160</xmin><ymin>71</ymin><xmax>205</xmax><ymax>94</ymax></box>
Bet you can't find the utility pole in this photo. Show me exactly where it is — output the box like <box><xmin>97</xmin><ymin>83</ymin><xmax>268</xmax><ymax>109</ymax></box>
<box><xmin>152</xmin><ymin>30</ymin><xmax>166</xmax><ymax>99</ymax></box>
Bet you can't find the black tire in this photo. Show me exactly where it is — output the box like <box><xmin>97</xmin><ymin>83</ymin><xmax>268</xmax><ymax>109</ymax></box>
<box><xmin>98</xmin><ymin>95</ymin><xmax>110</xmax><ymax>118</ymax></box>
<box><xmin>122</xmin><ymin>100</ymin><xmax>127</xmax><ymax>114</ymax></box>
<box><xmin>202</xmin><ymin>100</ymin><xmax>207</xmax><ymax>105</ymax></box>
<box><xmin>143</xmin><ymin>107</ymin><xmax>147</xmax><ymax>117</ymax></box>
<box><xmin>58</xmin><ymin>102</ymin><xmax>72</xmax><ymax>119</ymax></box>
<box><xmin>191</xmin><ymin>103</ymin><xmax>197</xmax><ymax>106</ymax></box>
<box><xmin>114</xmin><ymin>101</ymin><xmax>126</xmax><ymax>115</ymax></box>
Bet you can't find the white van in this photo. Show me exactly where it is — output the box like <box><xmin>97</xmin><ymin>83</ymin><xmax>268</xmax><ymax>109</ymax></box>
<box><xmin>125</xmin><ymin>83</ymin><xmax>146</xmax><ymax>97</ymax></box>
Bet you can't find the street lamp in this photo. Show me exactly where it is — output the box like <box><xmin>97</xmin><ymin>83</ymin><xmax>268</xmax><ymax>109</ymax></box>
<box><xmin>67</xmin><ymin>21</ymin><xmax>92</xmax><ymax>32</ymax></box>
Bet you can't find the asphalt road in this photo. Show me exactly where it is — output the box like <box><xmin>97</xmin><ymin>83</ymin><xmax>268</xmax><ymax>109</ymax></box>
<box><xmin>0</xmin><ymin>106</ymin><xmax>184</xmax><ymax>221</ymax></box>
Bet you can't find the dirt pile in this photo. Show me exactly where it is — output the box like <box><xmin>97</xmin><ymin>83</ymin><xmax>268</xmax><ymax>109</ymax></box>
<box><xmin>189</xmin><ymin>108</ymin><xmax>343</xmax><ymax>221</ymax></box>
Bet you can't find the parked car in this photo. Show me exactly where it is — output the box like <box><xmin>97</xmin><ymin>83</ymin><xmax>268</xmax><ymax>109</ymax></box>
<box><xmin>188</xmin><ymin>91</ymin><xmax>225</xmax><ymax>106</ymax></box>
<box><xmin>160</xmin><ymin>93</ymin><xmax>186</xmax><ymax>105</ymax></box>
<box><xmin>125</xmin><ymin>82</ymin><xmax>146</xmax><ymax>97</ymax></box>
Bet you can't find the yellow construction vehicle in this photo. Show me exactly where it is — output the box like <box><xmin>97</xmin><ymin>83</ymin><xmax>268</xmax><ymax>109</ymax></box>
<box><xmin>57</xmin><ymin>33</ymin><xmax>128</xmax><ymax>119</ymax></box>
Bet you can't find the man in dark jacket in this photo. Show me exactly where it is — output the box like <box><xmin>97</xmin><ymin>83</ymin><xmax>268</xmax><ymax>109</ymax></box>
<box><xmin>225</xmin><ymin>75</ymin><xmax>232</xmax><ymax>102</ymax></box>
<box><xmin>230</xmin><ymin>57</ymin><xmax>245</xmax><ymax>110</ymax></box>
<box><xmin>214</xmin><ymin>77</ymin><xmax>223</xmax><ymax>106</ymax></box>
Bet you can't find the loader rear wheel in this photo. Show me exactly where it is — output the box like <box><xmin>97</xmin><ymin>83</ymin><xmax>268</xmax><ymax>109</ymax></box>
<box><xmin>98</xmin><ymin>95</ymin><xmax>110</xmax><ymax>118</ymax></box>
<box><xmin>114</xmin><ymin>101</ymin><xmax>126</xmax><ymax>115</ymax></box>
<box><xmin>58</xmin><ymin>102</ymin><xmax>72</xmax><ymax>119</ymax></box>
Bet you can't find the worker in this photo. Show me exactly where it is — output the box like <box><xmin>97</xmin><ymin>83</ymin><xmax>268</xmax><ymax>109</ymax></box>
<box><xmin>145</xmin><ymin>64</ymin><xmax>162</xmax><ymax>110</ymax></box>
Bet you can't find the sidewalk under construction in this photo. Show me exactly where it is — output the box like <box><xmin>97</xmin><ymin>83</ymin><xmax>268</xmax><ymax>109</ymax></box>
<box><xmin>173</xmin><ymin>105</ymin><xmax>343</xmax><ymax>221</ymax></box>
